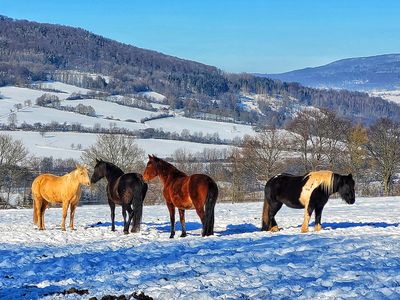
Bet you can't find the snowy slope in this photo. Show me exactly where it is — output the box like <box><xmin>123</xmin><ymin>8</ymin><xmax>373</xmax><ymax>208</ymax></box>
<box><xmin>0</xmin><ymin>197</ymin><xmax>399</xmax><ymax>299</ymax></box>
<box><xmin>0</xmin><ymin>82</ymin><xmax>256</xmax><ymax>142</ymax></box>
<box><xmin>370</xmin><ymin>89</ymin><xmax>400</xmax><ymax>105</ymax></box>
<box><xmin>146</xmin><ymin>115</ymin><xmax>255</xmax><ymax>140</ymax></box>
<box><xmin>2</xmin><ymin>131</ymin><xmax>231</xmax><ymax>159</ymax></box>
<box><xmin>61</xmin><ymin>98</ymin><xmax>160</xmax><ymax>122</ymax></box>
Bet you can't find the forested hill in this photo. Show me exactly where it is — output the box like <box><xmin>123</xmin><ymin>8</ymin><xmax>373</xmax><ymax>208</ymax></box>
<box><xmin>1</xmin><ymin>15</ymin><xmax>399</xmax><ymax>124</ymax></box>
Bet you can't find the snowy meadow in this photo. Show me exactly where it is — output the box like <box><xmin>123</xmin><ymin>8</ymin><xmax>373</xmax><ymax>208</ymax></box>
<box><xmin>1</xmin><ymin>197</ymin><xmax>399</xmax><ymax>299</ymax></box>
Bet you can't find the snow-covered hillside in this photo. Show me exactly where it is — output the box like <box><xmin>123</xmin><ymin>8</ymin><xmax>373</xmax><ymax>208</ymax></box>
<box><xmin>0</xmin><ymin>81</ymin><xmax>256</xmax><ymax>158</ymax></box>
<box><xmin>3</xmin><ymin>131</ymin><xmax>232</xmax><ymax>159</ymax></box>
<box><xmin>370</xmin><ymin>89</ymin><xmax>400</xmax><ymax>105</ymax></box>
<box><xmin>0</xmin><ymin>197</ymin><xmax>399</xmax><ymax>299</ymax></box>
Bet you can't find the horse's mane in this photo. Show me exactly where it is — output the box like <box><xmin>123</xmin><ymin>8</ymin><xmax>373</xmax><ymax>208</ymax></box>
<box><xmin>156</xmin><ymin>158</ymin><xmax>187</xmax><ymax>177</ymax></box>
<box><xmin>103</xmin><ymin>161</ymin><xmax>124</xmax><ymax>177</ymax></box>
<box><xmin>303</xmin><ymin>170</ymin><xmax>334</xmax><ymax>195</ymax></box>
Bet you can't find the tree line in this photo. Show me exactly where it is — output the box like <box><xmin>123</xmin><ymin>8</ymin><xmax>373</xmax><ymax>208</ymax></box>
<box><xmin>1</xmin><ymin>109</ymin><xmax>399</xmax><ymax>208</ymax></box>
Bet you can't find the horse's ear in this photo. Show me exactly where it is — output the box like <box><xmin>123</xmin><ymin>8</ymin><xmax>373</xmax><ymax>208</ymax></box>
<box><xmin>96</xmin><ymin>158</ymin><xmax>100</xmax><ymax>163</ymax></box>
<box><xmin>348</xmin><ymin>173</ymin><xmax>353</xmax><ymax>179</ymax></box>
<box><xmin>76</xmin><ymin>164</ymin><xmax>81</xmax><ymax>169</ymax></box>
<box><xmin>148</xmin><ymin>154</ymin><xmax>152</xmax><ymax>159</ymax></box>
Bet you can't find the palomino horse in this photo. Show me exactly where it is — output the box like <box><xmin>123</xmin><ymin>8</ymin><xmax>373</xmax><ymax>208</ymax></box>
<box><xmin>262</xmin><ymin>171</ymin><xmax>355</xmax><ymax>233</ymax></box>
<box><xmin>32</xmin><ymin>164</ymin><xmax>91</xmax><ymax>231</ymax></box>
<box><xmin>90</xmin><ymin>159</ymin><xmax>148</xmax><ymax>234</ymax></box>
<box><xmin>143</xmin><ymin>155</ymin><xmax>218</xmax><ymax>237</ymax></box>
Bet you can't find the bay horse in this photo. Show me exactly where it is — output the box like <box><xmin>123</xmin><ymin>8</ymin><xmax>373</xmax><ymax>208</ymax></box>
<box><xmin>262</xmin><ymin>171</ymin><xmax>355</xmax><ymax>233</ymax></box>
<box><xmin>143</xmin><ymin>155</ymin><xmax>218</xmax><ymax>237</ymax></box>
<box><xmin>32</xmin><ymin>164</ymin><xmax>91</xmax><ymax>231</ymax></box>
<box><xmin>90</xmin><ymin>159</ymin><xmax>148</xmax><ymax>234</ymax></box>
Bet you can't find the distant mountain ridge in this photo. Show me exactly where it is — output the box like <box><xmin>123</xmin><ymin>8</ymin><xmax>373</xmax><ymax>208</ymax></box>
<box><xmin>260</xmin><ymin>54</ymin><xmax>400</xmax><ymax>91</ymax></box>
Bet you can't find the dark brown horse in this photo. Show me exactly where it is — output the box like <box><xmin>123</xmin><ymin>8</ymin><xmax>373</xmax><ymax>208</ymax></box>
<box><xmin>91</xmin><ymin>159</ymin><xmax>148</xmax><ymax>234</ymax></box>
<box><xmin>143</xmin><ymin>155</ymin><xmax>218</xmax><ymax>237</ymax></box>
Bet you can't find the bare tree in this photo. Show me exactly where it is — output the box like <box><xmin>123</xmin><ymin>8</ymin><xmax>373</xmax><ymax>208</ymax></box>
<box><xmin>288</xmin><ymin>109</ymin><xmax>350</xmax><ymax>171</ymax></box>
<box><xmin>366</xmin><ymin>118</ymin><xmax>400</xmax><ymax>195</ymax></box>
<box><xmin>82</xmin><ymin>133</ymin><xmax>145</xmax><ymax>173</ymax></box>
<box><xmin>240</xmin><ymin>127</ymin><xmax>289</xmax><ymax>181</ymax></box>
<box><xmin>345</xmin><ymin>124</ymin><xmax>369</xmax><ymax>176</ymax></box>
<box><xmin>0</xmin><ymin>134</ymin><xmax>29</xmax><ymax>204</ymax></box>
<box><xmin>0</xmin><ymin>133</ymin><xmax>28</xmax><ymax>166</ymax></box>
<box><xmin>81</xmin><ymin>134</ymin><xmax>146</xmax><ymax>204</ymax></box>
<box><xmin>7</xmin><ymin>113</ymin><xmax>17</xmax><ymax>129</ymax></box>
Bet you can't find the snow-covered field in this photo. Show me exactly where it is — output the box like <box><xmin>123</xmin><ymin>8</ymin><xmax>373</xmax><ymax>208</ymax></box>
<box><xmin>2</xmin><ymin>131</ymin><xmax>231</xmax><ymax>159</ymax></box>
<box><xmin>1</xmin><ymin>197</ymin><xmax>399</xmax><ymax>299</ymax></box>
<box><xmin>0</xmin><ymin>82</ymin><xmax>256</xmax><ymax>159</ymax></box>
<box><xmin>370</xmin><ymin>89</ymin><xmax>400</xmax><ymax>105</ymax></box>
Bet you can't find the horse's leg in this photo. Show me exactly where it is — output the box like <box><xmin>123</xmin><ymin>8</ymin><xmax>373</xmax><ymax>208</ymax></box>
<box><xmin>269</xmin><ymin>201</ymin><xmax>283</xmax><ymax>232</ymax></box>
<box><xmin>178</xmin><ymin>209</ymin><xmax>187</xmax><ymax>237</ymax></box>
<box><xmin>34</xmin><ymin>196</ymin><xmax>43</xmax><ymax>230</ymax></box>
<box><xmin>123</xmin><ymin>204</ymin><xmax>134</xmax><ymax>234</ymax></box>
<box><xmin>301</xmin><ymin>205</ymin><xmax>315</xmax><ymax>233</ymax></box>
<box><xmin>314</xmin><ymin>205</ymin><xmax>324</xmax><ymax>231</ymax></box>
<box><xmin>167</xmin><ymin>202</ymin><xmax>176</xmax><ymax>238</ymax></box>
<box><xmin>122</xmin><ymin>205</ymin><xmax>127</xmax><ymax>232</ymax></box>
<box><xmin>61</xmin><ymin>201</ymin><xmax>69</xmax><ymax>231</ymax></box>
<box><xmin>69</xmin><ymin>202</ymin><xmax>77</xmax><ymax>230</ymax></box>
<box><xmin>108</xmin><ymin>198</ymin><xmax>116</xmax><ymax>232</ymax></box>
<box><xmin>40</xmin><ymin>201</ymin><xmax>48</xmax><ymax>230</ymax></box>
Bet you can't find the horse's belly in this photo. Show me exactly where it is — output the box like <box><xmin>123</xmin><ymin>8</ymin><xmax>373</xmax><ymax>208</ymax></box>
<box><xmin>280</xmin><ymin>198</ymin><xmax>304</xmax><ymax>209</ymax></box>
<box><xmin>172</xmin><ymin>197</ymin><xmax>195</xmax><ymax>210</ymax></box>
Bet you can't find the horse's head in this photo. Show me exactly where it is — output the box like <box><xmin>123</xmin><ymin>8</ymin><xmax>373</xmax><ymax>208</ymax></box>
<box><xmin>143</xmin><ymin>154</ymin><xmax>160</xmax><ymax>182</ymax></box>
<box><xmin>338</xmin><ymin>174</ymin><xmax>355</xmax><ymax>204</ymax></box>
<box><xmin>76</xmin><ymin>164</ymin><xmax>91</xmax><ymax>187</ymax></box>
<box><xmin>91</xmin><ymin>158</ymin><xmax>107</xmax><ymax>184</ymax></box>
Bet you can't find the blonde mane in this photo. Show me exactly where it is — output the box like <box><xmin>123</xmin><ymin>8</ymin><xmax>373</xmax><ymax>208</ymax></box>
<box><xmin>299</xmin><ymin>170</ymin><xmax>334</xmax><ymax>206</ymax></box>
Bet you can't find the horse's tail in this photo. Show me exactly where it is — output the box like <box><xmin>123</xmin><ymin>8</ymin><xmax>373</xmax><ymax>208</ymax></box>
<box><xmin>203</xmin><ymin>179</ymin><xmax>218</xmax><ymax>237</ymax></box>
<box><xmin>131</xmin><ymin>180</ymin><xmax>148</xmax><ymax>233</ymax></box>
<box><xmin>261</xmin><ymin>181</ymin><xmax>272</xmax><ymax>231</ymax></box>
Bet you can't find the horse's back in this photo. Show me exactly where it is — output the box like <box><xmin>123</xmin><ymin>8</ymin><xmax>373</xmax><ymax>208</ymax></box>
<box><xmin>114</xmin><ymin>172</ymin><xmax>146</xmax><ymax>203</ymax></box>
<box><xmin>32</xmin><ymin>173</ymin><xmax>60</xmax><ymax>191</ymax></box>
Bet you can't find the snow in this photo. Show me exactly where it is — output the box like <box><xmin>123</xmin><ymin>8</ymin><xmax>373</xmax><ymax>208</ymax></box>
<box><xmin>0</xmin><ymin>83</ymin><xmax>256</xmax><ymax>143</ymax></box>
<box><xmin>31</xmin><ymin>82</ymin><xmax>93</xmax><ymax>95</ymax></box>
<box><xmin>139</xmin><ymin>91</ymin><xmax>166</xmax><ymax>102</ymax></box>
<box><xmin>61</xmin><ymin>98</ymin><xmax>160</xmax><ymax>122</ymax></box>
<box><xmin>146</xmin><ymin>115</ymin><xmax>255</xmax><ymax>140</ymax></box>
<box><xmin>0</xmin><ymin>196</ymin><xmax>399</xmax><ymax>299</ymax></box>
<box><xmin>1</xmin><ymin>131</ymin><xmax>231</xmax><ymax>159</ymax></box>
<box><xmin>370</xmin><ymin>89</ymin><xmax>400</xmax><ymax>105</ymax></box>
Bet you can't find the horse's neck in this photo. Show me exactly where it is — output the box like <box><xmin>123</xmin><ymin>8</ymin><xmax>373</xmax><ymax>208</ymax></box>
<box><xmin>158</xmin><ymin>162</ymin><xmax>186</xmax><ymax>185</ymax></box>
<box><xmin>332</xmin><ymin>174</ymin><xmax>341</xmax><ymax>194</ymax></box>
<box><xmin>105</xmin><ymin>164</ymin><xmax>124</xmax><ymax>182</ymax></box>
<box><xmin>65</xmin><ymin>171</ymin><xmax>81</xmax><ymax>191</ymax></box>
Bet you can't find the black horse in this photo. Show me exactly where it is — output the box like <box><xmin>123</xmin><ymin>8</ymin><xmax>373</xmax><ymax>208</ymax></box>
<box><xmin>262</xmin><ymin>171</ymin><xmax>355</xmax><ymax>233</ymax></box>
<box><xmin>91</xmin><ymin>159</ymin><xmax>148</xmax><ymax>234</ymax></box>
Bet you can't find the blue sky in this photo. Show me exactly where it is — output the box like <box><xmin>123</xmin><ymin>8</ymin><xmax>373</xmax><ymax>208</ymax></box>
<box><xmin>1</xmin><ymin>0</ymin><xmax>399</xmax><ymax>73</ymax></box>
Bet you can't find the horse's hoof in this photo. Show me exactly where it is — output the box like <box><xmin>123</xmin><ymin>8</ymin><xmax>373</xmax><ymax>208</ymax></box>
<box><xmin>180</xmin><ymin>233</ymin><xmax>187</xmax><ymax>238</ymax></box>
<box><xmin>123</xmin><ymin>231</ymin><xmax>129</xmax><ymax>235</ymax></box>
<box><xmin>301</xmin><ymin>227</ymin><xmax>309</xmax><ymax>233</ymax></box>
<box><xmin>169</xmin><ymin>234</ymin><xmax>175</xmax><ymax>239</ymax></box>
<box><xmin>111</xmin><ymin>228</ymin><xmax>116</xmax><ymax>232</ymax></box>
<box><xmin>314</xmin><ymin>224</ymin><xmax>322</xmax><ymax>231</ymax></box>
<box><xmin>270</xmin><ymin>226</ymin><xmax>280</xmax><ymax>232</ymax></box>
